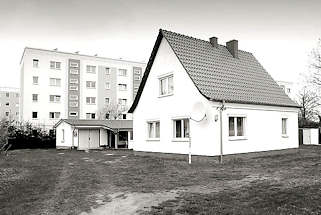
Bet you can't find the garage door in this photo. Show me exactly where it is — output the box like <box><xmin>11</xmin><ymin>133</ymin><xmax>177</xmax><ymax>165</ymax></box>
<box><xmin>78</xmin><ymin>129</ymin><xmax>100</xmax><ymax>150</ymax></box>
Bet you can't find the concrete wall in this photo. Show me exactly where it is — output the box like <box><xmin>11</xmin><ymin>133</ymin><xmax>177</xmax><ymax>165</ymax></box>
<box><xmin>0</xmin><ymin>88</ymin><xmax>20</xmax><ymax>121</ymax></box>
<box><xmin>131</xmin><ymin>38</ymin><xmax>299</xmax><ymax>156</ymax></box>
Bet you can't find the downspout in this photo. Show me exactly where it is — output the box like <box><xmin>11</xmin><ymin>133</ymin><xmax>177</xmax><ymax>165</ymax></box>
<box><xmin>217</xmin><ymin>100</ymin><xmax>226</xmax><ymax>163</ymax></box>
<box><xmin>72</xmin><ymin>126</ymin><xmax>75</xmax><ymax>149</ymax></box>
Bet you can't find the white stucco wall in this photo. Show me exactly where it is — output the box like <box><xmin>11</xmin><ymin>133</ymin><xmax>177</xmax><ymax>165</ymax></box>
<box><xmin>56</xmin><ymin>121</ymin><xmax>73</xmax><ymax>148</ymax></box>
<box><xmin>132</xmin><ymin>38</ymin><xmax>299</xmax><ymax>156</ymax></box>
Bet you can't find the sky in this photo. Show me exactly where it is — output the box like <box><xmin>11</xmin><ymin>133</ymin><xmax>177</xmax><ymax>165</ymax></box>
<box><xmin>0</xmin><ymin>0</ymin><xmax>320</xmax><ymax>91</ymax></box>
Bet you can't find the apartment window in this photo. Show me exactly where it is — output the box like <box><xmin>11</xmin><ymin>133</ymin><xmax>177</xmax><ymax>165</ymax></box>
<box><xmin>105</xmin><ymin>67</ymin><xmax>110</xmax><ymax>75</ymax></box>
<box><xmin>122</xmin><ymin>114</ymin><xmax>126</xmax><ymax>119</ymax></box>
<box><xmin>228</xmin><ymin>116</ymin><xmax>246</xmax><ymax>138</ymax></box>
<box><xmin>70</xmin><ymin>62</ymin><xmax>79</xmax><ymax>68</ymax></box>
<box><xmin>282</xmin><ymin>118</ymin><xmax>288</xmax><ymax>136</ymax></box>
<box><xmin>70</xmin><ymin>78</ymin><xmax>78</xmax><ymax>84</ymax></box>
<box><xmin>86</xmin><ymin>113</ymin><xmax>96</xmax><ymax>119</ymax></box>
<box><xmin>16</xmin><ymin>93</ymin><xmax>19</xmax><ymax>98</ymax></box>
<box><xmin>69</xmin><ymin>95</ymin><xmax>78</xmax><ymax>100</ymax></box>
<box><xmin>32</xmin><ymin>112</ymin><xmax>38</xmax><ymax>119</ymax></box>
<box><xmin>105</xmin><ymin>98</ymin><xmax>110</xmax><ymax>104</ymax></box>
<box><xmin>69</xmin><ymin>101</ymin><xmax>78</xmax><ymax>107</ymax></box>
<box><xmin>49</xmin><ymin>95</ymin><xmax>61</xmax><ymax>103</ymax></box>
<box><xmin>69</xmin><ymin>85</ymin><xmax>78</xmax><ymax>90</ymax></box>
<box><xmin>287</xmin><ymin>88</ymin><xmax>291</xmax><ymax>93</ymax></box>
<box><xmin>33</xmin><ymin>76</ymin><xmax>39</xmax><ymax>85</ymax></box>
<box><xmin>86</xmin><ymin>65</ymin><xmax>96</xmax><ymax>73</ymax></box>
<box><xmin>118</xmin><ymin>69</ymin><xmax>127</xmax><ymax>76</ymax></box>
<box><xmin>118</xmin><ymin>99</ymin><xmax>127</xmax><ymax>106</ymax></box>
<box><xmin>86</xmin><ymin>97</ymin><xmax>96</xmax><ymax>105</ymax></box>
<box><xmin>62</xmin><ymin>129</ymin><xmax>65</xmax><ymax>142</ymax></box>
<box><xmin>32</xmin><ymin>94</ymin><xmax>38</xmax><ymax>102</ymax></box>
<box><xmin>70</xmin><ymin>69</ymin><xmax>79</xmax><ymax>74</ymax></box>
<box><xmin>49</xmin><ymin>78</ymin><xmax>61</xmax><ymax>87</ymax></box>
<box><xmin>105</xmin><ymin>82</ymin><xmax>110</xmax><ymax>90</ymax></box>
<box><xmin>134</xmin><ymin>76</ymin><xmax>141</xmax><ymax>81</ymax></box>
<box><xmin>49</xmin><ymin>112</ymin><xmax>60</xmax><ymax>119</ymax></box>
<box><xmin>118</xmin><ymin>84</ymin><xmax>127</xmax><ymax>91</ymax></box>
<box><xmin>159</xmin><ymin>75</ymin><xmax>173</xmax><ymax>96</ymax></box>
<box><xmin>134</xmin><ymin>68</ymin><xmax>141</xmax><ymax>74</ymax></box>
<box><xmin>5</xmin><ymin>102</ymin><xmax>9</xmax><ymax>106</ymax></box>
<box><xmin>16</xmin><ymin>112</ymin><xmax>19</xmax><ymax>116</ymax></box>
<box><xmin>69</xmin><ymin>112</ymin><xmax>78</xmax><ymax>117</ymax></box>
<box><xmin>147</xmin><ymin>121</ymin><xmax>160</xmax><ymax>139</ymax></box>
<box><xmin>105</xmin><ymin>113</ymin><xmax>110</xmax><ymax>119</ymax></box>
<box><xmin>86</xmin><ymin>81</ymin><xmax>96</xmax><ymax>89</ymax></box>
<box><xmin>33</xmin><ymin>59</ymin><xmax>39</xmax><ymax>68</ymax></box>
<box><xmin>5</xmin><ymin>112</ymin><xmax>9</xmax><ymax>117</ymax></box>
<box><xmin>50</xmin><ymin>61</ymin><xmax>61</xmax><ymax>70</ymax></box>
<box><xmin>129</xmin><ymin>130</ymin><xmax>133</xmax><ymax>140</ymax></box>
<box><xmin>6</xmin><ymin>93</ymin><xmax>9</xmax><ymax>97</ymax></box>
<box><xmin>173</xmin><ymin>119</ymin><xmax>189</xmax><ymax>139</ymax></box>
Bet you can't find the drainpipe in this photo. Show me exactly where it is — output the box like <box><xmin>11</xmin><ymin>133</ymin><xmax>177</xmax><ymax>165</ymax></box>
<box><xmin>71</xmin><ymin>126</ymin><xmax>75</xmax><ymax>149</ymax></box>
<box><xmin>218</xmin><ymin>100</ymin><xmax>226</xmax><ymax>164</ymax></box>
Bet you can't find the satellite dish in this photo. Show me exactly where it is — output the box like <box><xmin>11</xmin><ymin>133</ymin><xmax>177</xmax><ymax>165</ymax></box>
<box><xmin>191</xmin><ymin>101</ymin><xmax>206</xmax><ymax>122</ymax></box>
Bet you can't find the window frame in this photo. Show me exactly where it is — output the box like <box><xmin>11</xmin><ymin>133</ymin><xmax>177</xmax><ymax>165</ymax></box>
<box><xmin>32</xmin><ymin>111</ymin><xmax>38</xmax><ymax>119</ymax></box>
<box><xmin>33</xmin><ymin>76</ymin><xmax>39</xmax><ymax>85</ymax></box>
<box><xmin>228</xmin><ymin>115</ymin><xmax>247</xmax><ymax>140</ymax></box>
<box><xmin>172</xmin><ymin>118</ymin><xmax>190</xmax><ymax>142</ymax></box>
<box><xmin>49</xmin><ymin>112</ymin><xmax>60</xmax><ymax>119</ymax></box>
<box><xmin>159</xmin><ymin>74</ymin><xmax>174</xmax><ymax>97</ymax></box>
<box><xmin>69</xmin><ymin>112</ymin><xmax>78</xmax><ymax>117</ymax></box>
<box><xmin>86</xmin><ymin>81</ymin><xmax>96</xmax><ymax>89</ymax></box>
<box><xmin>118</xmin><ymin>69</ymin><xmax>127</xmax><ymax>76</ymax></box>
<box><xmin>282</xmin><ymin>118</ymin><xmax>288</xmax><ymax>137</ymax></box>
<box><xmin>118</xmin><ymin>83</ymin><xmax>127</xmax><ymax>91</ymax></box>
<box><xmin>86</xmin><ymin>97</ymin><xmax>96</xmax><ymax>105</ymax></box>
<box><xmin>146</xmin><ymin>120</ymin><xmax>160</xmax><ymax>141</ymax></box>
<box><xmin>32</xmin><ymin>94</ymin><xmax>38</xmax><ymax>102</ymax></box>
<box><xmin>105</xmin><ymin>67</ymin><xmax>110</xmax><ymax>75</ymax></box>
<box><xmin>33</xmin><ymin>59</ymin><xmax>39</xmax><ymax>68</ymax></box>
<box><xmin>50</xmin><ymin>61</ymin><xmax>61</xmax><ymax>70</ymax></box>
<box><xmin>49</xmin><ymin>78</ymin><xmax>61</xmax><ymax>87</ymax></box>
<box><xmin>86</xmin><ymin>65</ymin><xmax>96</xmax><ymax>74</ymax></box>
<box><xmin>86</xmin><ymin>113</ymin><xmax>96</xmax><ymax>119</ymax></box>
<box><xmin>49</xmin><ymin>95</ymin><xmax>61</xmax><ymax>103</ymax></box>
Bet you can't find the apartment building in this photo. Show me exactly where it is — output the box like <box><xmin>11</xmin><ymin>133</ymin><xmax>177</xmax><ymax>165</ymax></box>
<box><xmin>20</xmin><ymin>47</ymin><xmax>146</xmax><ymax>129</ymax></box>
<box><xmin>0</xmin><ymin>87</ymin><xmax>20</xmax><ymax>121</ymax></box>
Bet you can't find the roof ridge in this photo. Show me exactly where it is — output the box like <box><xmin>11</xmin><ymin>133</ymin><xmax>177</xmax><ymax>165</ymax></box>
<box><xmin>160</xmin><ymin>29</ymin><xmax>253</xmax><ymax>54</ymax></box>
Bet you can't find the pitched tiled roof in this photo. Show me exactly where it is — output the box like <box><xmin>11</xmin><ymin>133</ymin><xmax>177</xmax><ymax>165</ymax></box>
<box><xmin>129</xmin><ymin>29</ymin><xmax>299</xmax><ymax>113</ymax></box>
<box><xmin>54</xmin><ymin>119</ymin><xmax>133</xmax><ymax>130</ymax></box>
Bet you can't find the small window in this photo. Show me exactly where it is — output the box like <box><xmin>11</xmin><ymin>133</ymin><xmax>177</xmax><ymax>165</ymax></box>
<box><xmin>118</xmin><ymin>84</ymin><xmax>127</xmax><ymax>91</ymax></box>
<box><xmin>147</xmin><ymin>121</ymin><xmax>160</xmax><ymax>139</ymax></box>
<box><xmin>86</xmin><ymin>65</ymin><xmax>96</xmax><ymax>73</ymax></box>
<box><xmin>105</xmin><ymin>82</ymin><xmax>110</xmax><ymax>90</ymax></box>
<box><xmin>69</xmin><ymin>112</ymin><xmax>78</xmax><ymax>117</ymax></box>
<box><xmin>6</xmin><ymin>93</ymin><xmax>9</xmax><ymax>97</ymax></box>
<box><xmin>70</xmin><ymin>62</ymin><xmax>79</xmax><ymax>68</ymax></box>
<box><xmin>69</xmin><ymin>101</ymin><xmax>78</xmax><ymax>107</ymax></box>
<box><xmin>69</xmin><ymin>85</ymin><xmax>78</xmax><ymax>91</ymax></box>
<box><xmin>69</xmin><ymin>95</ymin><xmax>78</xmax><ymax>100</ymax></box>
<box><xmin>134</xmin><ymin>76</ymin><xmax>141</xmax><ymax>81</ymax></box>
<box><xmin>33</xmin><ymin>59</ymin><xmax>39</xmax><ymax>68</ymax></box>
<box><xmin>33</xmin><ymin>76</ymin><xmax>39</xmax><ymax>85</ymax></box>
<box><xmin>32</xmin><ymin>111</ymin><xmax>38</xmax><ymax>119</ymax></box>
<box><xmin>105</xmin><ymin>67</ymin><xmax>110</xmax><ymax>75</ymax></box>
<box><xmin>118</xmin><ymin>99</ymin><xmax>127</xmax><ymax>106</ymax></box>
<box><xmin>173</xmin><ymin>119</ymin><xmax>189</xmax><ymax>139</ymax></box>
<box><xmin>70</xmin><ymin>78</ymin><xmax>78</xmax><ymax>84</ymax></box>
<box><xmin>133</xmin><ymin>67</ymin><xmax>141</xmax><ymax>75</ymax></box>
<box><xmin>105</xmin><ymin>98</ymin><xmax>110</xmax><ymax>104</ymax></box>
<box><xmin>49</xmin><ymin>78</ymin><xmax>61</xmax><ymax>87</ymax></box>
<box><xmin>86</xmin><ymin>113</ymin><xmax>96</xmax><ymax>119</ymax></box>
<box><xmin>70</xmin><ymin>68</ymin><xmax>79</xmax><ymax>74</ymax></box>
<box><xmin>5</xmin><ymin>102</ymin><xmax>9</xmax><ymax>106</ymax></box>
<box><xmin>32</xmin><ymin>94</ymin><xmax>38</xmax><ymax>102</ymax></box>
<box><xmin>159</xmin><ymin>75</ymin><xmax>173</xmax><ymax>96</ymax></box>
<box><xmin>49</xmin><ymin>112</ymin><xmax>60</xmax><ymax>119</ymax></box>
<box><xmin>228</xmin><ymin>116</ymin><xmax>246</xmax><ymax>138</ymax></box>
<box><xmin>105</xmin><ymin>113</ymin><xmax>110</xmax><ymax>119</ymax></box>
<box><xmin>287</xmin><ymin>88</ymin><xmax>291</xmax><ymax>93</ymax></box>
<box><xmin>122</xmin><ymin>114</ymin><xmax>126</xmax><ymax>119</ymax></box>
<box><xmin>86</xmin><ymin>97</ymin><xmax>96</xmax><ymax>105</ymax></box>
<box><xmin>5</xmin><ymin>112</ymin><xmax>9</xmax><ymax>117</ymax></box>
<box><xmin>62</xmin><ymin>129</ymin><xmax>65</xmax><ymax>142</ymax></box>
<box><xmin>282</xmin><ymin>118</ymin><xmax>287</xmax><ymax>136</ymax></box>
<box><xmin>50</xmin><ymin>61</ymin><xmax>61</xmax><ymax>69</ymax></box>
<box><xmin>129</xmin><ymin>130</ymin><xmax>133</xmax><ymax>140</ymax></box>
<box><xmin>16</xmin><ymin>93</ymin><xmax>19</xmax><ymax>98</ymax></box>
<box><xmin>118</xmin><ymin>69</ymin><xmax>127</xmax><ymax>76</ymax></box>
<box><xmin>86</xmin><ymin>81</ymin><xmax>96</xmax><ymax>89</ymax></box>
<box><xmin>49</xmin><ymin>95</ymin><xmax>61</xmax><ymax>103</ymax></box>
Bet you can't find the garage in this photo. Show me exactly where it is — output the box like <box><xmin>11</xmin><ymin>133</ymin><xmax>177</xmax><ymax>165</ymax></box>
<box><xmin>78</xmin><ymin>129</ymin><xmax>100</xmax><ymax>150</ymax></box>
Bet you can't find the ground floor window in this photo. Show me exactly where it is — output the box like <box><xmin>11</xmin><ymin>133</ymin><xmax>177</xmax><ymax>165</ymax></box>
<box><xmin>173</xmin><ymin>119</ymin><xmax>189</xmax><ymax>139</ymax></box>
<box><xmin>147</xmin><ymin>121</ymin><xmax>160</xmax><ymax>139</ymax></box>
<box><xmin>282</xmin><ymin>118</ymin><xmax>287</xmax><ymax>136</ymax></box>
<box><xmin>86</xmin><ymin>113</ymin><xmax>96</xmax><ymax>119</ymax></box>
<box><xmin>228</xmin><ymin>116</ymin><xmax>246</xmax><ymax>137</ymax></box>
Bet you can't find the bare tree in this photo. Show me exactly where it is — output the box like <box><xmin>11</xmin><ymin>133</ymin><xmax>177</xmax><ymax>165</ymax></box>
<box><xmin>96</xmin><ymin>104</ymin><xmax>127</xmax><ymax>120</ymax></box>
<box><xmin>310</xmin><ymin>39</ymin><xmax>321</xmax><ymax>86</ymax></box>
<box><xmin>297</xmin><ymin>87</ymin><xmax>320</xmax><ymax>121</ymax></box>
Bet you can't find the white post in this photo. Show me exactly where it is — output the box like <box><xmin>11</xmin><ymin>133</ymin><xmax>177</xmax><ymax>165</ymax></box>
<box><xmin>188</xmin><ymin>134</ymin><xmax>192</xmax><ymax>164</ymax></box>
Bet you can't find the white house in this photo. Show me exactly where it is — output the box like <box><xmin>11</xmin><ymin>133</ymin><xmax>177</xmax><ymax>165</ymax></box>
<box><xmin>128</xmin><ymin>29</ymin><xmax>300</xmax><ymax>156</ymax></box>
<box><xmin>54</xmin><ymin>119</ymin><xmax>133</xmax><ymax>150</ymax></box>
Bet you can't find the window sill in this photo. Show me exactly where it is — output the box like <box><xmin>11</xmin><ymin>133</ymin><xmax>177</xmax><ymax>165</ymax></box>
<box><xmin>228</xmin><ymin>136</ymin><xmax>247</xmax><ymax>141</ymax></box>
<box><xmin>86</xmin><ymin>103</ymin><xmax>96</xmax><ymax>105</ymax></box>
<box><xmin>172</xmin><ymin>138</ymin><xmax>189</xmax><ymax>142</ymax></box>
<box><xmin>158</xmin><ymin>93</ymin><xmax>173</xmax><ymax>98</ymax></box>
<box><xmin>282</xmin><ymin>135</ymin><xmax>289</xmax><ymax>138</ymax></box>
<box><xmin>146</xmin><ymin>138</ymin><xmax>160</xmax><ymax>142</ymax></box>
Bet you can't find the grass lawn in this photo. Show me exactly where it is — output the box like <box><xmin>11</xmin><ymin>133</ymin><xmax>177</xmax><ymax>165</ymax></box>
<box><xmin>0</xmin><ymin>145</ymin><xmax>321</xmax><ymax>214</ymax></box>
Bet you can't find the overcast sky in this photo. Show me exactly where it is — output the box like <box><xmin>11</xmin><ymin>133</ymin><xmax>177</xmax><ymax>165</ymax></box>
<box><xmin>0</xmin><ymin>0</ymin><xmax>320</xmax><ymax>89</ymax></box>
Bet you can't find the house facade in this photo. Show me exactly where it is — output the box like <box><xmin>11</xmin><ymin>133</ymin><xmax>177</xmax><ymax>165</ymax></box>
<box><xmin>0</xmin><ymin>87</ymin><xmax>20</xmax><ymax>121</ymax></box>
<box><xmin>20</xmin><ymin>47</ymin><xmax>146</xmax><ymax>130</ymax></box>
<box><xmin>128</xmin><ymin>30</ymin><xmax>300</xmax><ymax>156</ymax></box>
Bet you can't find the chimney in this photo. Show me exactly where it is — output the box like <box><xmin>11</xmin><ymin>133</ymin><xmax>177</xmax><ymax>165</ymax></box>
<box><xmin>209</xmin><ymin>37</ymin><xmax>218</xmax><ymax>48</ymax></box>
<box><xmin>226</xmin><ymin>40</ymin><xmax>238</xmax><ymax>58</ymax></box>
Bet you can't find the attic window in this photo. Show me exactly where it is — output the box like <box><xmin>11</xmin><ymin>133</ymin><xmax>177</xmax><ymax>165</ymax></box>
<box><xmin>159</xmin><ymin>74</ymin><xmax>173</xmax><ymax>96</ymax></box>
